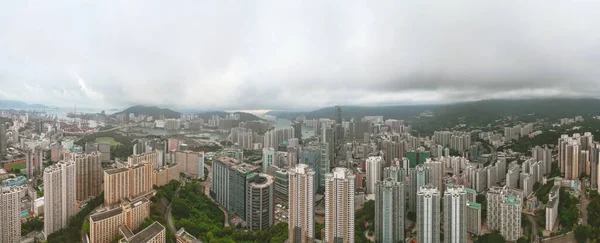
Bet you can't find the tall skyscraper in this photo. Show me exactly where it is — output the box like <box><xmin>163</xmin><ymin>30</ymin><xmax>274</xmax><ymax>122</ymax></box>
<box><xmin>375</xmin><ymin>178</ymin><xmax>405</xmax><ymax>243</ymax></box>
<box><xmin>408</xmin><ymin>165</ymin><xmax>431</xmax><ymax>212</ymax></box>
<box><xmin>0</xmin><ymin>123</ymin><xmax>7</xmax><ymax>157</ymax></box>
<box><xmin>288</xmin><ymin>164</ymin><xmax>316</xmax><ymax>243</ymax></box>
<box><xmin>324</xmin><ymin>168</ymin><xmax>355</xmax><ymax>243</ymax></box>
<box><xmin>262</xmin><ymin>147</ymin><xmax>275</xmax><ymax>173</ymax></box>
<box><xmin>44</xmin><ymin>160</ymin><xmax>77</xmax><ymax>237</ymax></box>
<box><xmin>247</xmin><ymin>174</ymin><xmax>274</xmax><ymax>231</ymax></box>
<box><xmin>532</xmin><ymin>145</ymin><xmax>552</xmax><ymax>175</ymax></box>
<box><xmin>443</xmin><ymin>185</ymin><xmax>467</xmax><ymax>243</ymax></box>
<box><xmin>75</xmin><ymin>152</ymin><xmax>102</xmax><ymax>201</ymax></box>
<box><xmin>558</xmin><ymin>134</ymin><xmax>582</xmax><ymax>179</ymax></box>
<box><xmin>334</xmin><ymin>105</ymin><xmax>342</xmax><ymax>124</ymax></box>
<box><xmin>383</xmin><ymin>164</ymin><xmax>407</xmax><ymax>183</ymax></box>
<box><xmin>487</xmin><ymin>186</ymin><xmax>522</xmax><ymax>241</ymax></box>
<box><xmin>424</xmin><ymin>159</ymin><xmax>443</xmax><ymax>194</ymax></box>
<box><xmin>322</xmin><ymin>127</ymin><xmax>335</xmax><ymax>166</ymax></box>
<box><xmin>467</xmin><ymin>202</ymin><xmax>482</xmax><ymax>236</ymax></box>
<box><xmin>292</xmin><ymin>122</ymin><xmax>303</xmax><ymax>144</ymax></box>
<box><xmin>0</xmin><ymin>186</ymin><xmax>21</xmax><ymax>243</ymax></box>
<box><xmin>25</xmin><ymin>147</ymin><xmax>43</xmax><ymax>178</ymax></box>
<box><xmin>417</xmin><ymin>185</ymin><xmax>441</xmax><ymax>243</ymax></box>
<box><xmin>366</xmin><ymin>156</ymin><xmax>382</xmax><ymax>194</ymax></box>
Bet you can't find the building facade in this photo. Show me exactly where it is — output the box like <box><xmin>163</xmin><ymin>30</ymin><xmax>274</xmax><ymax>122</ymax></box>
<box><xmin>288</xmin><ymin>164</ymin><xmax>316</xmax><ymax>243</ymax></box>
<box><xmin>75</xmin><ymin>152</ymin><xmax>102</xmax><ymax>201</ymax></box>
<box><xmin>44</xmin><ymin>160</ymin><xmax>77</xmax><ymax>237</ymax></box>
<box><xmin>246</xmin><ymin>174</ymin><xmax>274</xmax><ymax>231</ymax></box>
<box><xmin>443</xmin><ymin>185</ymin><xmax>467</xmax><ymax>243</ymax></box>
<box><xmin>417</xmin><ymin>186</ymin><xmax>441</xmax><ymax>243</ymax></box>
<box><xmin>324</xmin><ymin>168</ymin><xmax>355</xmax><ymax>243</ymax></box>
<box><xmin>0</xmin><ymin>186</ymin><xmax>21</xmax><ymax>243</ymax></box>
<box><xmin>375</xmin><ymin>178</ymin><xmax>404</xmax><ymax>243</ymax></box>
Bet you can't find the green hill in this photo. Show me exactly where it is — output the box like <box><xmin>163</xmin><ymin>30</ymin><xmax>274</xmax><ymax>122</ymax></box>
<box><xmin>114</xmin><ymin>105</ymin><xmax>180</xmax><ymax>119</ymax></box>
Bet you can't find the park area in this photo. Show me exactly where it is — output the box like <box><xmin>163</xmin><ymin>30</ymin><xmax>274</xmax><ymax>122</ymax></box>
<box><xmin>95</xmin><ymin>137</ymin><xmax>121</xmax><ymax>146</ymax></box>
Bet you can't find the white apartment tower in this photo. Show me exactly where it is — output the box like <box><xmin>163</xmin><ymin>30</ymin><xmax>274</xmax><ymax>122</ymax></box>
<box><xmin>444</xmin><ymin>185</ymin><xmax>467</xmax><ymax>243</ymax></box>
<box><xmin>262</xmin><ymin>147</ymin><xmax>275</xmax><ymax>173</ymax></box>
<box><xmin>487</xmin><ymin>186</ymin><xmax>523</xmax><ymax>241</ymax></box>
<box><xmin>288</xmin><ymin>164</ymin><xmax>316</xmax><ymax>243</ymax></box>
<box><xmin>417</xmin><ymin>185</ymin><xmax>441</xmax><ymax>243</ymax></box>
<box><xmin>44</xmin><ymin>160</ymin><xmax>77</xmax><ymax>238</ymax></box>
<box><xmin>366</xmin><ymin>156</ymin><xmax>382</xmax><ymax>194</ymax></box>
<box><xmin>324</xmin><ymin>168</ymin><xmax>355</xmax><ymax>243</ymax></box>
<box><xmin>0</xmin><ymin>186</ymin><xmax>22</xmax><ymax>243</ymax></box>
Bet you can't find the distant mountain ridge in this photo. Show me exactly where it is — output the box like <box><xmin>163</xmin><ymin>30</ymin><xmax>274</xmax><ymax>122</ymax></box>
<box><xmin>114</xmin><ymin>105</ymin><xmax>180</xmax><ymax>119</ymax></box>
<box><xmin>267</xmin><ymin>98</ymin><xmax>600</xmax><ymax>122</ymax></box>
<box><xmin>0</xmin><ymin>100</ymin><xmax>48</xmax><ymax>109</ymax></box>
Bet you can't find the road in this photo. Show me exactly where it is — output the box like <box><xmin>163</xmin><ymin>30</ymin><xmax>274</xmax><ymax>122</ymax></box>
<box><xmin>542</xmin><ymin>232</ymin><xmax>576</xmax><ymax>243</ymax></box>
<box><xmin>202</xmin><ymin>164</ymin><xmax>229</xmax><ymax>227</ymax></box>
<box><xmin>165</xmin><ymin>185</ymin><xmax>182</xmax><ymax>233</ymax></box>
<box><xmin>581</xmin><ymin>184</ymin><xmax>590</xmax><ymax>226</ymax></box>
<box><xmin>527</xmin><ymin>214</ymin><xmax>539</xmax><ymax>243</ymax></box>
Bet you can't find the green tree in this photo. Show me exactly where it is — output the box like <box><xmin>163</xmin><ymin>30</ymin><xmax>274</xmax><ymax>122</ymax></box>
<box><xmin>474</xmin><ymin>232</ymin><xmax>505</xmax><ymax>243</ymax></box>
<box><xmin>587</xmin><ymin>196</ymin><xmax>600</xmax><ymax>239</ymax></box>
<box><xmin>574</xmin><ymin>225</ymin><xmax>590</xmax><ymax>243</ymax></box>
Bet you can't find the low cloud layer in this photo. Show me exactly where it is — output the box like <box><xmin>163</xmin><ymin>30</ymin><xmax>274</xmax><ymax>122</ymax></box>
<box><xmin>1</xmin><ymin>0</ymin><xmax>600</xmax><ymax>110</ymax></box>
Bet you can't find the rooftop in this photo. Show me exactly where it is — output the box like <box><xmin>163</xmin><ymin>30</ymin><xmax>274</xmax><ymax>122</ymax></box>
<box><xmin>122</xmin><ymin>222</ymin><xmax>165</xmax><ymax>243</ymax></box>
<box><xmin>105</xmin><ymin>167</ymin><xmax>129</xmax><ymax>175</ymax></box>
<box><xmin>90</xmin><ymin>207</ymin><xmax>123</xmax><ymax>222</ymax></box>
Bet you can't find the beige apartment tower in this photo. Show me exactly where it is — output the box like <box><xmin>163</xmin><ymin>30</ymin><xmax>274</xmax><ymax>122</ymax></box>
<box><xmin>75</xmin><ymin>152</ymin><xmax>102</xmax><ymax>201</ymax></box>
<box><xmin>89</xmin><ymin>197</ymin><xmax>151</xmax><ymax>243</ymax></box>
<box><xmin>288</xmin><ymin>164</ymin><xmax>316</xmax><ymax>243</ymax></box>
<box><xmin>104</xmin><ymin>162</ymin><xmax>153</xmax><ymax>205</ymax></box>
<box><xmin>44</xmin><ymin>160</ymin><xmax>77</xmax><ymax>238</ymax></box>
<box><xmin>0</xmin><ymin>186</ymin><xmax>22</xmax><ymax>243</ymax></box>
<box><xmin>324</xmin><ymin>167</ymin><xmax>355</xmax><ymax>243</ymax></box>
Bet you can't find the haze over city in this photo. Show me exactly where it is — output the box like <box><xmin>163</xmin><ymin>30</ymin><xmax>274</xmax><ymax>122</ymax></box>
<box><xmin>2</xmin><ymin>1</ymin><xmax>600</xmax><ymax>110</ymax></box>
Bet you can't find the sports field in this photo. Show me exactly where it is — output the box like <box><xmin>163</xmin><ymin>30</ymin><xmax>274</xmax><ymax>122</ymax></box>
<box><xmin>95</xmin><ymin>137</ymin><xmax>122</xmax><ymax>146</ymax></box>
<box><xmin>5</xmin><ymin>161</ymin><xmax>26</xmax><ymax>170</ymax></box>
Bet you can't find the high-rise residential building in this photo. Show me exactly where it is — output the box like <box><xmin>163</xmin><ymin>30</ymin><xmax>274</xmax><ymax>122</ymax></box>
<box><xmin>558</xmin><ymin>134</ymin><xmax>583</xmax><ymax>179</ymax></box>
<box><xmin>532</xmin><ymin>145</ymin><xmax>552</xmax><ymax>175</ymax></box>
<box><xmin>264</xmin><ymin>127</ymin><xmax>295</xmax><ymax>149</ymax></box>
<box><xmin>591</xmin><ymin>143</ymin><xmax>600</xmax><ymax>190</ymax></box>
<box><xmin>0</xmin><ymin>186</ymin><xmax>21</xmax><ymax>243</ymax></box>
<box><xmin>322</xmin><ymin>126</ymin><xmax>335</xmax><ymax>164</ymax></box>
<box><xmin>443</xmin><ymin>185</ymin><xmax>467</xmax><ymax>243</ymax></box>
<box><xmin>366</xmin><ymin>156</ymin><xmax>382</xmax><ymax>194</ymax></box>
<box><xmin>75</xmin><ymin>152</ymin><xmax>102</xmax><ymax>201</ymax></box>
<box><xmin>324</xmin><ymin>168</ymin><xmax>355</xmax><ymax>243</ymax></box>
<box><xmin>545</xmin><ymin>185</ymin><xmax>560</xmax><ymax>231</ymax></box>
<box><xmin>98</xmin><ymin>141</ymin><xmax>111</xmax><ymax>162</ymax></box>
<box><xmin>417</xmin><ymin>185</ymin><xmax>441</xmax><ymax>243</ymax></box>
<box><xmin>211</xmin><ymin>157</ymin><xmax>260</xmax><ymax>221</ymax></box>
<box><xmin>424</xmin><ymin>159</ymin><xmax>443</xmax><ymax>194</ymax></box>
<box><xmin>0</xmin><ymin>123</ymin><xmax>6</xmax><ymax>157</ymax></box>
<box><xmin>496</xmin><ymin>159</ymin><xmax>507</xmax><ymax>182</ymax></box>
<box><xmin>172</xmin><ymin>150</ymin><xmax>205</xmax><ymax>178</ymax></box>
<box><xmin>408</xmin><ymin>165</ymin><xmax>431</xmax><ymax>212</ymax></box>
<box><xmin>353</xmin><ymin>121</ymin><xmax>372</xmax><ymax>141</ymax></box>
<box><xmin>383</xmin><ymin>164</ymin><xmax>407</xmax><ymax>183</ymax></box>
<box><xmin>487</xmin><ymin>186</ymin><xmax>523</xmax><ymax>241</ymax></box>
<box><xmin>274</xmin><ymin>168</ymin><xmax>289</xmax><ymax>204</ymax></box>
<box><xmin>89</xmin><ymin>197</ymin><xmax>150</xmax><ymax>243</ymax></box>
<box><xmin>467</xmin><ymin>202</ymin><xmax>482</xmax><ymax>235</ymax></box>
<box><xmin>375</xmin><ymin>178</ymin><xmax>404</xmax><ymax>243</ymax></box>
<box><xmin>292</xmin><ymin>122</ymin><xmax>303</xmax><ymax>144</ymax></box>
<box><xmin>246</xmin><ymin>174</ymin><xmax>274</xmax><ymax>231</ymax></box>
<box><xmin>288</xmin><ymin>164</ymin><xmax>315</xmax><ymax>243</ymax></box>
<box><xmin>520</xmin><ymin>173</ymin><xmax>533</xmax><ymax>198</ymax></box>
<box><xmin>44</xmin><ymin>160</ymin><xmax>77</xmax><ymax>237</ymax></box>
<box><xmin>104</xmin><ymin>162</ymin><xmax>153</xmax><ymax>205</ymax></box>
<box><xmin>25</xmin><ymin>147</ymin><xmax>43</xmax><ymax>178</ymax></box>
<box><xmin>487</xmin><ymin>165</ymin><xmax>498</xmax><ymax>189</ymax></box>
<box><xmin>263</xmin><ymin>147</ymin><xmax>275</xmax><ymax>173</ymax></box>
<box><xmin>301</xmin><ymin>147</ymin><xmax>322</xmax><ymax>192</ymax></box>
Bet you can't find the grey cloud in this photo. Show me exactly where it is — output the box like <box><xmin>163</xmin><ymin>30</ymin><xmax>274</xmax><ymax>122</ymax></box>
<box><xmin>1</xmin><ymin>0</ymin><xmax>600</xmax><ymax>110</ymax></box>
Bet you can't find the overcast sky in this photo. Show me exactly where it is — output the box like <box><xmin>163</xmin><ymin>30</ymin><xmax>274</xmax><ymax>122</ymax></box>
<box><xmin>1</xmin><ymin>1</ymin><xmax>600</xmax><ymax>110</ymax></box>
